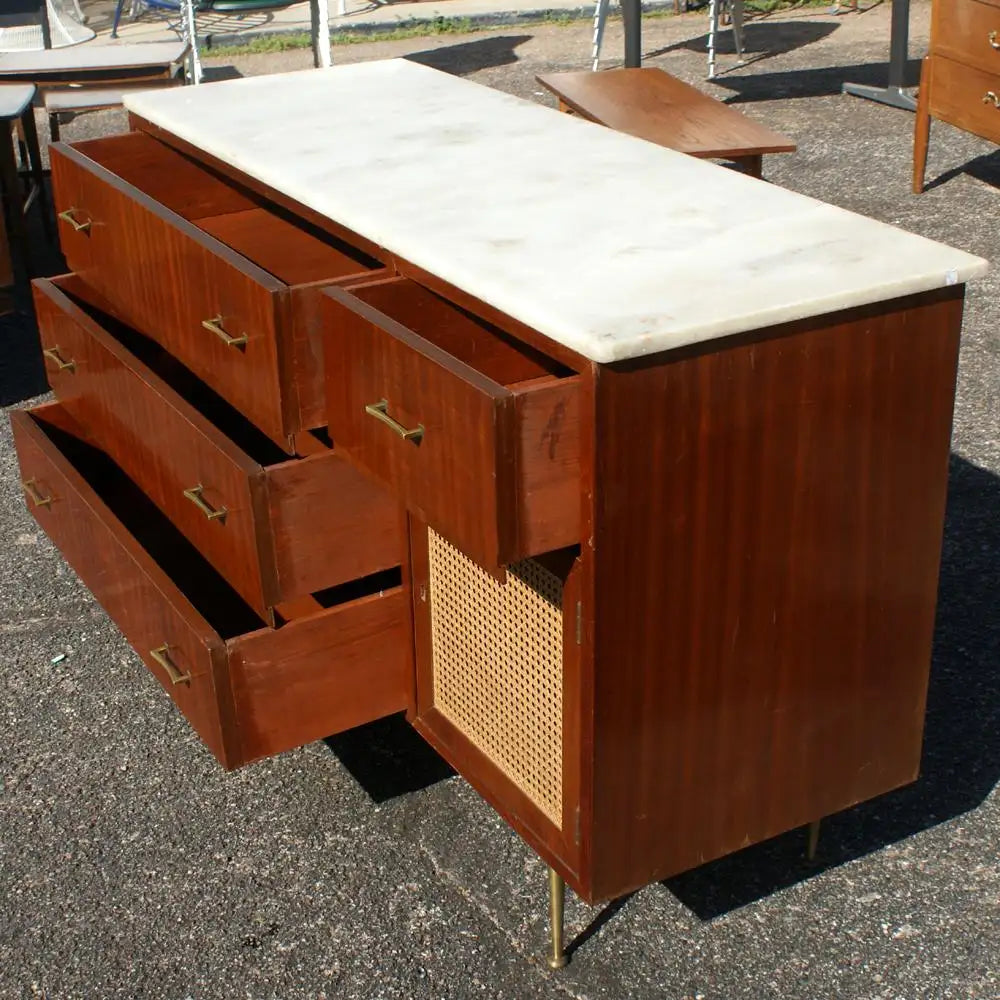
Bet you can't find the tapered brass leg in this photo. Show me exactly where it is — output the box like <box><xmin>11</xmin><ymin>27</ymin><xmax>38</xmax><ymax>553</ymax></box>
<box><xmin>806</xmin><ymin>819</ymin><xmax>822</xmax><ymax>862</ymax></box>
<box><xmin>547</xmin><ymin>867</ymin><xmax>568</xmax><ymax>969</ymax></box>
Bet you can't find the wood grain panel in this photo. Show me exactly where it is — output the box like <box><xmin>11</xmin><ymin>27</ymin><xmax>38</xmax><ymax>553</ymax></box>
<box><xmin>266</xmin><ymin>449</ymin><xmax>403</xmax><ymax>601</ymax></box>
<box><xmin>932</xmin><ymin>0</ymin><xmax>1000</xmax><ymax>76</ymax></box>
<box><xmin>229</xmin><ymin>587</ymin><xmax>412</xmax><ymax>764</ymax></box>
<box><xmin>927</xmin><ymin>54</ymin><xmax>1000</xmax><ymax>145</ymax></box>
<box><xmin>50</xmin><ymin>141</ymin><xmax>291</xmax><ymax>448</ymax></box>
<box><xmin>587</xmin><ymin>289</ymin><xmax>965</xmax><ymax>901</ymax></box>
<box><xmin>11</xmin><ymin>404</ymin><xmax>238</xmax><ymax>766</ymax></box>
<box><xmin>33</xmin><ymin>276</ymin><xmax>276</xmax><ymax>617</ymax></box>
<box><xmin>324</xmin><ymin>284</ymin><xmax>580</xmax><ymax>568</ymax></box>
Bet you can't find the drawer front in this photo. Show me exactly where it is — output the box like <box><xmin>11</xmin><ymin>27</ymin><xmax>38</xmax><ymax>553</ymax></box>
<box><xmin>33</xmin><ymin>277</ymin><xmax>274</xmax><ymax>619</ymax></box>
<box><xmin>325</xmin><ymin>291</ymin><xmax>513</xmax><ymax>569</ymax></box>
<box><xmin>934</xmin><ymin>0</ymin><xmax>1000</xmax><ymax>75</ymax></box>
<box><xmin>11</xmin><ymin>406</ymin><xmax>234</xmax><ymax>764</ymax></box>
<box><xmin>229</xmin><ymin>587</ymin><xmax>412</xmax><ymax>765</ymax></box>
<box><xmin>928</xmin><ymin>55</ymin><xmax>1000</xmax><ymax>144</ymax></box>
<box><xmin>51</xmin><ymin>143</ymin><xmax>291</xmax><ymax>448</ymax></box>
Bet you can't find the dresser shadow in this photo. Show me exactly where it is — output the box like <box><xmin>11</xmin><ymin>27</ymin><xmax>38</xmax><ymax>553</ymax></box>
<box><xmin>656</xmin><ymin>453</ymin><xmax>1000</xmax><ymax>920</ymax></box>
<box><xmin>324</xmin><ymin>712</ymin><xmax>455</xmax><ymax>804</ymax></box>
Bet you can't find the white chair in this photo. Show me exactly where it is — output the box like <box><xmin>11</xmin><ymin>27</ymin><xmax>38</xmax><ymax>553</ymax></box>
<box><xmin>590</xmin><ymin>0</ymin><xmax>744</xmax><ymax>78</ymax></box>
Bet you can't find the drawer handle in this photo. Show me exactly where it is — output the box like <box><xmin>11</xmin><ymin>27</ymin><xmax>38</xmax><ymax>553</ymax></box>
<box><xmin>183</xmin><ymin>484</ymin><xmax>228</xmax><ymax>522</ymax></box>
<box><xmin>365</xmin><ymin>399</ymin><xmax>425</xmax><ymax>443</ymax></box>
<box><xmin>201</xmin><ymin>316</ymin><xmax>248</xmax><ymax>350</ymax></box>
<box><xmin>983</xmin><ymin>91</ymin><xmax>1000</xmax><ymax>107</ymax></box>
<box><xmin>149</xmin><ymin>644</ymin><xmax>191</xmax><ymax>686</ymax></box>
<box><xmin>22</xmin><ymin>478</ymin><xmax>53</xmax><ymax>507</ymax></box>
<box><xmin>990</xmin><ymin>30</ymin><xmax>1000</xmax><ymax>50</ymax></box>
<box><xmin>42</xmin><ymin>346</ymin><xmax>76</xmax><ymax>373</ymax></box>
<box><xmin>57</xmin><ymin>207</ymin><xmax>91</xmax><ymax>233</ymax></box>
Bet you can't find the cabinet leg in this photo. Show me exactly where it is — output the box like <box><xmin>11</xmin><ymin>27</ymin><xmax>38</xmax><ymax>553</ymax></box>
<box><xmin>806</xmin><ymin>818</ymin><xmax>821</xmax><ymax>862</ymax></box>
<box><xmin>547</xmin><ymin>867</ymin><xmax>569</xmax><ymax>969</ymax></box>
<box><xmin>913</xmin><ymin>56</ymin><xmax>932</xmax><ymax>194</ymax></box>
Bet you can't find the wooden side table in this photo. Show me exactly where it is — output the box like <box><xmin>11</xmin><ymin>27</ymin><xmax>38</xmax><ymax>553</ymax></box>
<box><xmin>536</xmin><ymin>67</ymin><xmax>796</xmax><ymax>178</ymax></box>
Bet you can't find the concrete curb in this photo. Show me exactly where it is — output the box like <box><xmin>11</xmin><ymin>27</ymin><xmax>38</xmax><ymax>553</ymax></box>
<box><xmin>200</xmin><ymin>0</ymin><xmax>680</xmax><ymax>49</ymax></box>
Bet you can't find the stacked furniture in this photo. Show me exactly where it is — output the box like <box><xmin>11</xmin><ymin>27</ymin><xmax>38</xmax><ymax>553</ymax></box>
<box><xmin>12</xmin><ymin>60</ymin><xmax>986</xmax><ymax>966</ymax></box>
<box><xmin>914</xmin><ymin>0</ymin><xmax>1000</xmax><ymax>191</ymax></box>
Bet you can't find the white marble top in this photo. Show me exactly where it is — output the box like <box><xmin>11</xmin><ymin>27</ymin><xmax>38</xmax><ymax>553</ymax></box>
<box><xmin>125</xmin><ymin>60</ymin><xmax>988</xmax><ymax>363</ymax></box>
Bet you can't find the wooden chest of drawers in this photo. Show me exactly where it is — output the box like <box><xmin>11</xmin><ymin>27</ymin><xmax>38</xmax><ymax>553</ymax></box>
<box><xmin>11</xmin><ymin>60</ymin><xmax>986</xmax><ymax>965</ymax></box>
<box><xmin>914</xmin><ymin>0</ymin><xmax>1000</xmax><ymax>191</ymax></box>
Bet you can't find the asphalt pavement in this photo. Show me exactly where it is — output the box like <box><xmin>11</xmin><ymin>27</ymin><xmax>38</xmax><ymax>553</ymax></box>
<box><xmin>1</xmin><ymin>4</ymin><xmax>997</xmax><ymax>998</ymax></box>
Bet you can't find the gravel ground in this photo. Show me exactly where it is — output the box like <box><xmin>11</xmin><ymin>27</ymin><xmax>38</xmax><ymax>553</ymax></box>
<box><xmin>1</xmin><ymin>3</ymin><xmax>997</xmax><ymax>998</ymax></box>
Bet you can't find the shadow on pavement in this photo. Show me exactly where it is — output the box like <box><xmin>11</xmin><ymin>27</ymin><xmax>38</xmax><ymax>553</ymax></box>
<box><xmin>711</xmin><ymin>57</ymin><xmax>923</xmax><ymax>102</ymax></box>
<box><xmin>324</xmin><ymin>713</ymin><xmax>456</xmax><ymax>804</ymax></box>
<box><xmin>648</xmin><ymin>18</ymin><xmax>840</xmax><ymax>67</ymax></box>
<box><xmin>924</xmin><ymin>148</ymin><xmax>1000</xmax><ymax>193</ymax></box>
<box><xmin>406</xmin><ymin>35</ymin><xmax>532</xmax><ymax>77</ymax></box>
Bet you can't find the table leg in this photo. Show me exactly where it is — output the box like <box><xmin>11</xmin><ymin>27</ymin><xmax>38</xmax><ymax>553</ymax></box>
<box><xmin>912</xmin><ymin>56</ymin><xmax>932</xmax><ymax>194</ymax></box>
<box><xmin>740</xmin><ymin>153</ymin><xmax>763</xmax><ymax>179</ymax></box>
<box><xmin>19</xmin><ymin>107</ymin><xmax>52</xmax><ymax>241</ymax></box>
<box><xmin>0</xmin><ymin>125</ymin><xmax>31</xmax><ymax>280</ymax></box>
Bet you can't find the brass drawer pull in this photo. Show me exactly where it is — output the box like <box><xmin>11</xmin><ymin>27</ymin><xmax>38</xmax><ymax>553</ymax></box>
<box><xmin>983</xmin><ymin>91</ymin><xmax>1000</xmax><ymax>107</ymax></box>
<box><xmin>22</xmin><ymin>479</ymin><xmax>53</xmax><ymax>507</ymax></box>
<box><xmin>183</xmin><ymin>484</ymin><xmax>228</xmax><ymax>522</ymax></box>
<box><xmin>365</xmin><ymin>399</ymin><xmax>425</xmax><ymax>443</ymax></box>
<box><xmin>57</xmin><ymin>207</ymin><xmax>91</xmax><ymax>233</ymax></box>
<box><xmin>43</xmin><ymin>346</ymin><xmax>76</xmax><ymax>373</ymax></box>
<box><xmin>149</xmin><ymin>644</ymin><xmax>191</xmax><ymax>686</ymax></box>
<box><xmin>201</xmin><ymin>316</ymin><xmax>248</xmax><ymax>350</ymax></box>
<box><xmin>990</xmin><ymin>30</ymin><xmax>1000</xmax><ymax>50</ymax></box>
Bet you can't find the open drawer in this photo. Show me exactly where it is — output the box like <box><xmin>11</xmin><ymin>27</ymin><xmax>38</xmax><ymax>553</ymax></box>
<box><xmin>11</xmin><ymin>404</ymin><xmax>411</xmax><ymax>770</ymax></box>
<box><xmin>50</xmin><ymin>130</ymin><xmax>387</xmax><ymax>449</ymax></box>
<box><xmin>324</xmin><ymin>277</ymin><xmax>581</xmax><ymax>570</ymax></box>
<box><xmin>33</xmin><ymin>274</ymin><xmax>403</xmax><ymax>623</ymax></box>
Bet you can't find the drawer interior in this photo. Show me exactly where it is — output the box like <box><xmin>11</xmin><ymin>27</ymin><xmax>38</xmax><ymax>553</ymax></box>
<box><xmin>27</xmin><ymin>408</ymin><xmax>402</xmax><ymax>638</ymax></box>
<box><xmin>55</xmin><ymin>277</ymin><xmax>293</xmax><ymax>466</ymax></box>
<box><xmin>344</xmin><ymin>279</ymin><xmax>576</xmax><ymax>387</ymax></box>
<box><xmin>70</xmin><ymin>132</ymin><xmax>383</xmax><ymax>285</ymax></box>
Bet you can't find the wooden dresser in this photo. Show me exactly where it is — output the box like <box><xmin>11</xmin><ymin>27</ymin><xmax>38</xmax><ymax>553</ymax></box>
<box><xmin>914</xmin><ymin>0</ymin><xmax>1000</xmax><ymax>191</ymax></box>
<box><xmin>12</xmin><ymin>60</ymin><xmax>986</xmax><ymax>965</ymax></box>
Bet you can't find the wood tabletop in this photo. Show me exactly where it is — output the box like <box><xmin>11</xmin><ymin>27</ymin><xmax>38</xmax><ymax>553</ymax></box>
<box><xmin>0</xmin><ymin>41</ymin><xmax>189</xmax><ymax>80</ymax></box>
<box><xmin>536</xmin><ymin>68</ymin><xmax>797</xmax><ymax>160</ymax></box>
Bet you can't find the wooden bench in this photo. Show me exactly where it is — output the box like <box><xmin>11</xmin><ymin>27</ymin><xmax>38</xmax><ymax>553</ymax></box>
<box><xmin>536</xmin><ymin>68</ymin><xmax>796</xmax><ymax>178</ymax></box>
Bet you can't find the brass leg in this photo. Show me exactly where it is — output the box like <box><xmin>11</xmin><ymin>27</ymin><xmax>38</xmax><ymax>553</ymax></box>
<box><xmin>547</xmin><ymin>867</ymin><xmax>568</xmax><ymax>969</ymax></box>
<box><xmin>806</xmin><ymin>818</ymin><xmax>821</xmax><ymax>862</ymax></box>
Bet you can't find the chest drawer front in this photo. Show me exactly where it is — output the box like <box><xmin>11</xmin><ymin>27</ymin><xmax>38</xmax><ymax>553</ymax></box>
<box><xmin>325</xmin><ymin>280</ymin><xmax>581</xmax><ymax>570</ymax></box>
<box><xmin>33</xmin><ymin>276</ymin><xmax>404</xmax><ymax>619</ymax></box>
<box><xmin>11</xmin><ymin>406</ymin><xmax>233</xmax><ymax>764</ymax></box>
<box><xmin>933</xmin><ymin>0</ymin><xmax>1000</xmax><ymax>75</ymax></box>
<box><xmin>33</xmin><ymin>276</ymin><xmax>272</xmax><ymax>616</ymax></box>
<box><xmin>12</xmin><ymin>404</ymin><xmax>413</xmax><ymax>770</ymax></box>
<box><xmin>51</xmin><ymin>143</ymin><xmax>290</xmax><ymax>448</ymax></box>
<box><xmin>928</xmin><ymin>54</ymin><xmax>1000</xmax><ymax>144</ymax></box>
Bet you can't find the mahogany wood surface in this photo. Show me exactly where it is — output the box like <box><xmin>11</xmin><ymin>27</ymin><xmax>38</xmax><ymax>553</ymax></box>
<box><xmin>585</xmin><ymin>289</ymin><xmax>964</xmax><ymax>901</ymax></box>
<box><xmin>536</xmin><ymin>69</ymin><xmax>797</xmax><ymax>161</ymax></box>
<box><xmin>13</xmin><ymin>403</ymin><xmax>414</xmax><ymax>770</ymax></box>
<box><xmin>914</xmin><ymin>0</ymin><xmax>1000</xmax><ymax>191</ymax></box>
<box><xmin>230</xmin><ymin>586</ymin><xmax>411</xmax><ymax>764</ymax></box>
<box><xmin>932</xmin><ymin>0</ymin><xmax>1000</xmax><ymax>76</ymax></box>
<box><xmin>11</xmin><ymin>404</ymin><xmax>238</xmax><ymax>766</ymax></box>
<box><xmin>51</xmin><ymin>140</ymin><xmax>293</xmax><ymax>448</ymax></box>
<box><xmin>324</xmin><ymin>283</ymin><xmax>581</xmax><ymax>569</ymax></box>
<box><xmin>34</xmin><ymin>275</ymin><xmax>403</xmax><ymax>618</ymax></box>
